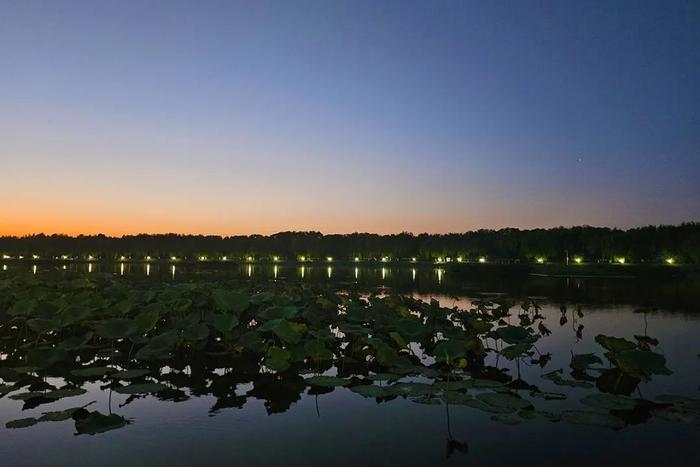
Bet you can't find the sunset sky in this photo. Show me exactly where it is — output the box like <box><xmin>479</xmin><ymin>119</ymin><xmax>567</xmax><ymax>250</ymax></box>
<box><xmin>2</xmin><ymin>0</ymin><xmax>699</xmax><ymax>236</ymax></box>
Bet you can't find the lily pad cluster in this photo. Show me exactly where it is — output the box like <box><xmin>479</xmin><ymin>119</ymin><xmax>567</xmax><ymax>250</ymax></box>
<box><xmin>0</xmin><ymin>272</ymin><xmax>697</xmax><ymax>436</ymax></box>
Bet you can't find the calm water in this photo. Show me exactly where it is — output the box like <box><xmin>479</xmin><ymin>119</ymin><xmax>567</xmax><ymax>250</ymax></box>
<box><xmin>1</xmin><ymin>264</ymin><xmax>699</xmax><ymax>466</ymax></box>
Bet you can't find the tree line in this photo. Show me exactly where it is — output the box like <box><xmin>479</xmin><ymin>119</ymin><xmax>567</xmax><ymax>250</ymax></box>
<box><xmin>1</xmin><ymin>223</ymin><xmax>698</xmax><ymax>263</ymax></box>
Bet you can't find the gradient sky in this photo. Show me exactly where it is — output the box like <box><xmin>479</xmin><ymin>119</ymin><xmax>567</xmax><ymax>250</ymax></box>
<box><xmin>1</xmin><ymin>0</ymin><xmax>699</xmax><ymax>236</ymax></box>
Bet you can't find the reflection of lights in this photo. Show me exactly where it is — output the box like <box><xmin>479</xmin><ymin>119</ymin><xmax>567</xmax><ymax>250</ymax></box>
<box><xmin>381</xmin><ymin>267</ymin><xmax>386</xmax><ymax>280</ymax></box>
<box><xmin>326</xmin><ymin>257</ymin><xmax>333</xmax><ymax>262</ymax></box>
<box><xmin>32</xmin><ymin>265</ymin><xmax>37</xmax><ymax>275</ymax></box>
<box><xmin>171</xmin><ymin>265</ymin><xmax>176</xmax><ymax>279</ymax></box>
<box><xmin>62</xmin><ymin>265</ymin><xmax>67</xmax><ymax>270</ymax></box>
<box><xmin>436</xmin><ymin>268</ymin><xmax>443</xmax><ymax>284</ymax></box>
<box><xmin>574</xmin><ymin>256</ymin><xmax>583</xmax><ymax>264</ymax></box>
<box><xmin>327</xmin><ymin>266</ymin><xmax>332</xmax><ymax>278</ymax></box>
<box><xmin>247</xmin><ymin>264</ymin><xmax>252</xmax><ymax>277</ymax></box>
<box><xmin>412</xmin><ymin>268</ymin><xmax>416</xmax><ymax>281</ymax></box>
<box><xmin>146</xmin><ymin>264</ymin><xmax>151</xmax><ymax>276</ymax></box>
<box><xmin>2</xmin><ymin>265</ymin><xmax>7</xmax><ymax>271</ymax></box>
<box><xmin>120</xmin><ymin>263</ymin><xmax>125</xmax><ymax>275</ymax></box>
<box><xmin>354</xmin><ymin>267</ymin><xmax>359</xmax><ymax>280</ymax></box>
<box><xmin>478</xmin><ymin>257</ymin><xmax>486</xmax><ymax>263</ymax></box>
<box><xmin>273</xmin><ymin>265</ymin><xmax>278</xmax><ymax>279</ymax></box>
<box><xmin>88</xmin><ymin>263</ymin><xmax>93</xmax><ymax>273</ymax></box>
<box><xmin>536</xmin><ymin>257</ymin><xmax>545</xmax><ymax>264</ymax></box>
<box><xmin>300</xmin><ymin>266</ymin><xmax>305</xmax><ymax>278</ymax></box>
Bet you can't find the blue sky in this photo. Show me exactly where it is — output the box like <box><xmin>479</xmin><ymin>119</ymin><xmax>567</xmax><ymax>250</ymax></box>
<box><xmin>1</xmin><ymin>0</ymin><xmax>698</xmax><ymax>235</ymax></box>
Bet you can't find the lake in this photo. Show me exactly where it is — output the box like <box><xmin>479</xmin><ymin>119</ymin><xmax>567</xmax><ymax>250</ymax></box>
<box><xmin>1</xmin><ymin>263</ymin><xmax>698</xmax><ymax>466</ymax></box>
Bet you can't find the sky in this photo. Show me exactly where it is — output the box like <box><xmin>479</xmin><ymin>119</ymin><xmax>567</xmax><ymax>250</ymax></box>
<box><xmin>1</xmin><ymin>0</ymin><xmax>699</xmax><ymax>236</ymax></box>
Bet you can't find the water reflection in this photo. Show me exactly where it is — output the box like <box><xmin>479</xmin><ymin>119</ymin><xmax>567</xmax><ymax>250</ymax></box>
<box><xmin>3</xmin><ymin>260</ymin><xmax>697</xmax><ymax>310</ymax></box>
<box><xmin>171</xmin><ymin>265</ymin><xmax>176</xmax><ymax>279</ymax></box>
<box><xmin>0</xmin><ymin>276</ymin><xmax>697</xmax><ymax>465</ymax></box>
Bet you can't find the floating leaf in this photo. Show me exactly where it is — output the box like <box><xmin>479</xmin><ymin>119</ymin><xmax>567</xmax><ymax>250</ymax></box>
<box><xmin>580</xmin><ymin>393</ymin><xmax>637</xmax><ymax>411</ymax></box>
<box><xmin>476</xmin><ymin>392</ymin><xmax>533</xmax><ymax>411</ymax></box>
<box><xmin>265</xmin><ymin>346</ymin><xmax>291</xmax><ymax>372</ymax></box>
<box><xmin>73</xmin><ymin>410</ymin><xmax>128</xmax><ymax>435</ymax></box>
<box><xmin>306</xmin><ymin>376</ymin><xmax>349</xmax><ymax>387</ymax></box>
<box><xmin>5</xmin><ymin>417</ymin><xmax>38</xmax><ymax>429</ymax></box>
<box><xmin>350</xmin><ymin>385</ymin><xmax>390</xmax><ymax>398</ymax></box>
<box><xmin>110</xmin><ymin>369</ymin><xmax>151</xmax><ymax>380</ymax></box>
<box><xmin>70</xmin><ymin>366</ymin><xmax>115</xmax><ymax>378</ymax></box>
<box><xmin>211</xmin><ymin>289</ymin><xmax>249</xmax><ymax>314</ymax></box>
<box><xmin>595</xmin><ymin>335</ymin><xmax>636</xmax><ymax>353</ymax></box>
<box><xmin>94</xmin><ymin>319</ymin><xmax>137</xmax><ymax>339</ymax></box>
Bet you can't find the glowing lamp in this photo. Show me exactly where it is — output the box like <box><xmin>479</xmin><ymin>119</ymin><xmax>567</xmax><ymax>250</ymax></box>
<box><xmin>478</xmin><ymin>257</ymin><xmax>486</xmax><ymax>263</ymax></box>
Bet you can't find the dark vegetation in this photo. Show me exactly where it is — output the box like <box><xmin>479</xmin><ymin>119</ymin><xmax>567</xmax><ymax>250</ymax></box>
<box><xmin>1</xmin><ymin>271</ymin><xmax>697</xmax><ymax>437</ymax></box>
<box><xmin>1</xmin><ymin>223</ymin><xmax>699</xmax><ymax>263</ymax></box>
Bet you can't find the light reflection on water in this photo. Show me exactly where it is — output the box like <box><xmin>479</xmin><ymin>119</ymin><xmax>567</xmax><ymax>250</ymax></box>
<box><xmin>3</xmin><ymin>261</ymin><xmax>698</xmax><ymax>310</ymax></box>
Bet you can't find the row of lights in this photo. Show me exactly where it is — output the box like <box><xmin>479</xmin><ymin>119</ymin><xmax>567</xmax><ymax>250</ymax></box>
<box><xmin>1</xmin><ymin>253</ymin><xmax>679</xmax><ymax>265</ymax></box>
